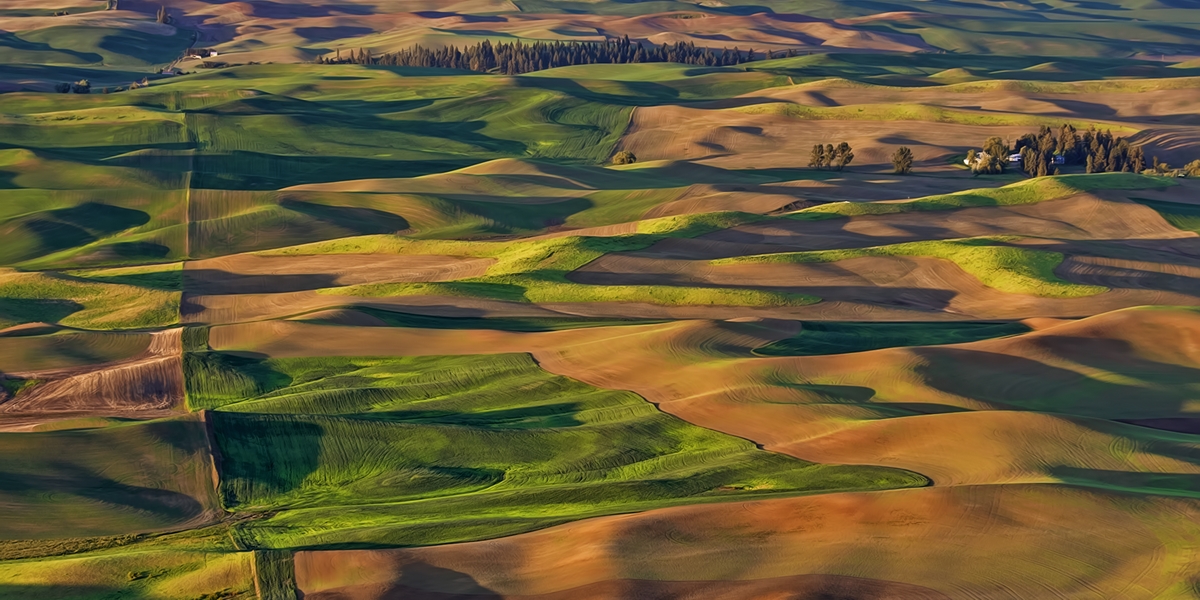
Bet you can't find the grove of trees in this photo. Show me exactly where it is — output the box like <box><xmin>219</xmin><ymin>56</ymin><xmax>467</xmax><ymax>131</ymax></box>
<box><xmin>968</xmin><ymin>124</ymin><xmax>1151</xmax><ymax>177</ymax></box>
<box><xmin>54</xmin><ymin>80</ymin><xmax>91</xmax><ymax>94</ymax></box>
<box><xmin>317</xmin><ymin>38</ymin><xmax>796</xmax><ymax>74</ymax></box>
<box><xmin>809</xmin><ymin>143</ymin><xmax>854</xmax><ymax>171</ymax></box>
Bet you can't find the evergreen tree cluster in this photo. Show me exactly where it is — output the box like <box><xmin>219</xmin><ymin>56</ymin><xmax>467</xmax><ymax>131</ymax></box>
<box><xmin>971</xmin><ymin>124</ymin><xmax>1147</xmax><ymax>177</ymax></box>
<box><xmin>808</xmin><ymin>142</ymin><xmax>855</xmax><ymax>171</ymax></box>
<box><xmin>316</xmin><ymin>38</ymin><xmax>789</xmax><ymax>74</ymax></box>
<box><xmin>1077</xmin><ymin>127</ymin><xmax>1145</xmax><ymax>174</ymax></box>
<box><xmin>54</xmin><ymin>80</ymin><xmax>91</xmax><ymax>94</ymax></box>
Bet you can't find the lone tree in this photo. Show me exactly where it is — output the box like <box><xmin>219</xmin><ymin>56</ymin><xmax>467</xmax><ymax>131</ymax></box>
<box><xmin>833</xmin><ymin>142</ymin><xmax>854</xmax><ymax>171</ymax></box>
<box><xmin>611</xmin><ymin>150</ymin><xmax>637</xmax><ymax>165</ymax></box>
<box><xmin>106</xmin><ymin>0</ymin><xmax>118</xmax><ymax>9</ymax></box>
<box><xmin>809</xmin><ymin>144</ymin><xmax>825</xmax><ymax>169</ymax></box>
<box><xmin>891</xmin><ymin>147</ymin><xmax>913</xmax><ymax>175</ymax></box>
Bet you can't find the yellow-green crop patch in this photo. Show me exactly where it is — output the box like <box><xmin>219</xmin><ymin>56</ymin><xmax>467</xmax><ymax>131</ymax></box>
<box><xmin>0</xmin><ymin>270</ymin><xmax>179</xmax><ymax>330</ymax></box>
<box><xmin>271</xmin><ymin>212</ymin><xmax>816</xmax><ymax>307</ymax></box>
<box><xmin>0</xmin><ymin>548</ymin><xmax>253</xmax><ymax>600</ymax></box>
<box><xmin>714</xmin><ymin>237</ymin><xmax>1107</xmax><ymax>298</ymax></box>
<box><xmin>182</xmin><ymin>350</ymin><xmax>927</xmax><ymax>548</ymax></box>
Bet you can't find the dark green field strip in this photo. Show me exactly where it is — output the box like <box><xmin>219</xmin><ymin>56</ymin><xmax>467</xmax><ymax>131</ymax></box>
<box><xmin>254</xmin><ymin>550</ymin><xmax>299</xmax><ymax>600</ymax></box>
<box><xmin>0</xmin><ymin>416</ymin><xmax>220</xmax><ymax>541</ymax></box>
<box><xmin>755</xmin><ymin>321</ymin><xmax>1033</xmax><ymax>356</ymax></box>
<box><xmin>1131</xmin><ymin>197</ymin><xmax>1200</xmax><ymax>234</ymax></box>
<box><xmin>194</xmin><ymin>353</ymin><xmax>926</xmax><ymax>548</ymax></box>
<box><xmin>318</xmin><ymin>307</ymin><xmax>666</xmax><ymax>332</ymax></box>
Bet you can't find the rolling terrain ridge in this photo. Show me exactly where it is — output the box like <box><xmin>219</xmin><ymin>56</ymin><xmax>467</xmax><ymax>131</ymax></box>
<box><xmin>2</xmin><ymin>1</ymin><xmax>1200</xmax><ymax>598</ymax></box>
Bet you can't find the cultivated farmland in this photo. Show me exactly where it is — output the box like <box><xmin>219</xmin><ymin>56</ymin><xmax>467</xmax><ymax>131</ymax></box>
<box><xmin>2</xmin><ymin>0</ymin><xmax>1200</xmax><ymax>598</ymax></box>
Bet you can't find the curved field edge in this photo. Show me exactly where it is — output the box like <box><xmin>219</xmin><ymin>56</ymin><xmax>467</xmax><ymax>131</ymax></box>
<box><xmin>179</xmin><ymin>348</ymin><xmax>927</xmax><ymax>549</ymax></box>
<box><xmin>714</xmin><ymin>236</ymin><xmax>1106</xmax><ymax>298</ymax></box>
<box><xmin>292</xmin><ymin>483</ymin><xmax>1200</xmax><ymax>600</ymax></box>
<box><xmin>0</xmin><ymin>269</ymin><xmax>180</xmax><ymax>330</ymax></box>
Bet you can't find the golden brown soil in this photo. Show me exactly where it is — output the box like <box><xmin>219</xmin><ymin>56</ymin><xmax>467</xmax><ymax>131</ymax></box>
<box><xmin>296</xmin><ymin>484</ymin><xmax>1200</xmax><ymax>599</ymax></box>
<box><xmin>618</xmin><ymin>80</ymin><xmax>1200</xmax><ymax>168</ymax></box>
<box><xmin>211</xmin><ymin>306</ymin><xmax>1200</xmax><ymax>481</ymax></box>
<box><xmin>0</xmin><ymin>329</ymin><xmax>185</xmax><ymax>429</ymax></box>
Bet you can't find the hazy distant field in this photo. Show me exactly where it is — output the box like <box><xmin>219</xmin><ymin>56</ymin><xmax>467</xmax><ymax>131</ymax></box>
<box><xmin>2</xmin><ymin>0</ymin><xmax>1200</xmax><ymax>598</ymax></box>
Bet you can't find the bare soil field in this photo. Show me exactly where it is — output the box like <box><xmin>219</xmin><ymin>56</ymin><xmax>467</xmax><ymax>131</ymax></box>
<box><xmin>0</xmin><ymin>329</ymin><xmax>185</xmax><ymax>429</ymax></box>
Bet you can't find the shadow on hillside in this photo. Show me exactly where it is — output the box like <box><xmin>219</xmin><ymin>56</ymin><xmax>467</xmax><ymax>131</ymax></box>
<box><xmin>1119</xmin><ymin>417</ymin><xmax>1200</xmax><ymax>434</ymax></box>
<box><xmin>279</xmin><ymin>199</ymin><xmax>410</xmax><ymax>233</ymax></box>
<box><xmin>0</xmin><ymin>463</ymin><xmax>205</xmax><ymax>536</ymax></box>
<box><xmin>0</xmin><ymin>298</ymin><xmax>84</xmax><ymax>327</ymax></box>
<box><xmin>0</xmin><ymin>32</ymin><xmax>102</xmax><ymax>64</ymax></box>
<box><xmin>914</xmin><ymin>343</ymin><xmax>1200</xmax><ymax>418</ymax></box>
<box><xmin>372</xmin><ymin>561</ymin><xmax>502</xmax><ymax>599</ymax></box>
<box><xmin>142</xmin><ymin>417</ymin><xmax>212</xmax><ymax>456</ymax></box>
<box><xmin>1049</xmin><ymin>466</ymin><xmax>1200</xmax><ymax>498</ymax></box>
<box><xmin>0</xmin><ymin>203</ymin><xmax>152</xmax><ymax>265</ymax></box>
<box><xmin>208</xmin><ymin>412</ymin><xmax>323</xmax><ymax>504</ymax></box>
<box><xmin>189</xmin><ymin>152</ymin><xmax>482</xmax><ymax>190</ymax></box>
<box><xmin>183</xmin><ymin>270</ymin><xmax>341</xmax><ymax>296</ymax></box>
<box><xmin>295</xmin><ymin>26</ymin><xmax>375</xmax><ymax>43</ymax></box>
